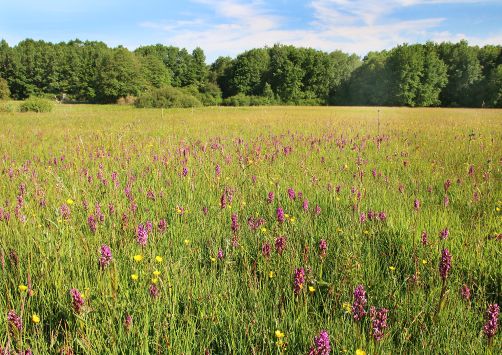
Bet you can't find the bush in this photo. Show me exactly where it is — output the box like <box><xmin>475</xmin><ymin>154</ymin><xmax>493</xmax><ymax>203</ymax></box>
<box><xmin>222</xmin><ymin>93</ymin><xmax>251</xmax><ymax>106</ymax></box>
<box><xmin>135</xmin><ymin>87</ymin><xmax>202</xmax><ymax>108</ymax></box>
<box><xmin>19</xmin><ymin>97</ymin><xmax>54</xmax><ymax>113</ymax></box>
<box><xmin>222</xmin><ymin>94</ymin><xmax>276</xmax><ymax>106</ymax></box>
<box><xmin>0</xmin><ymin>102</ymin><xmax>17</xmax><ymax>113</ymax></box>
<box><xmin>0</xmin><ymin>78</ymin><xmax>10</xmax><ymax>100</ymax></box>
<box><xmin>116</xmin><ymin>95</ymin><xmax>137</xmax><ymax>105</ymax></box>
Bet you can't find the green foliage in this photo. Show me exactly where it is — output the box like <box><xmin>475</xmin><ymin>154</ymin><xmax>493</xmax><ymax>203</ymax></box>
<box><xmin>438</xmin><ymin>40</ymin><xmax>483</xmax><ymax>106</ymax></box>
<box><xmin>387</xmin><ymin>43</ymin><xmax>447</xmax><ymax>106</ymax></box>
<box><xmin>19</xmin><ymin>96</ymin><xmax>54</xmax><ymax>112</ymax></box>
<box><xmin>228</xmin><ymin>48</ymin><xmax>270</xmax><ymax>97</ymax></box>
<box><xmin>222</xmin><ymin>93</ymin><xmax>251</xmax><ymax>106</ymax></box>
<box><xmin>135</xmin><ymin>86</ymin><xmax>202</xmax><ymax>108</ymax></box>
<box><xmin>0</xmin><ymin>101</ymin><xmax>17</xmax><ymax>112</ymax></box>
<box><xmin>0</xmin><ymin>38</ymin><xmax>500</xmax><ymax>107</ymax></box>
<box><xmin>0</xmin><ymin>77</ymin><xmax>10</xmax><ymax>99</ymax></box>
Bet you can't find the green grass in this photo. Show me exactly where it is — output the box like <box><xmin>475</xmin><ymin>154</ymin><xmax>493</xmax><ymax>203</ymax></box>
<box><xmin>0</xmin><ymin>105</ymin><xmax>501</xmax><ymax>354</ymax></box>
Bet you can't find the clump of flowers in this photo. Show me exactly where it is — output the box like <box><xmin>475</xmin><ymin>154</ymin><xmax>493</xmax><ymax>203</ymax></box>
<box><xmin>149</xmin><ymin>284</ymin><xmax>159</xmax><ymax>299</ymax></box>
<box><xmin>370</xmin><ymin>306</ymin><xmax>389</xmax><ymax>341</ymax></box>
<box><xmin>294</xmin><ymin>267</ymin><xmax>305</xmax><ymax>294</ymax></box>
<box><xmin>99</xmin><ymin>244</ymin><xmax>112</xmax><ymax>269</ymax></box>
<box><xmin>69</xmin><ymin>288</ymin><xmax>84</xmax><ymax>314</ymax></box>
<box><xmin>124</xmin><ymin>314</ymin><xmax>133</xmax><ymax>331</ymax></box>
<box><xmin>483</xmin><ymin>303</ymin><xmax>499</xmax><ymax>340</ymax></box>
<box><xmin>439</xmin><ymin>248</ymin><xmax>452</xmax><ymax>281</ymax></box>
<box><xmin>352</xmin><ymin>285</ymin><xmax>367</xmax><ymax>321</ymax></box>
<box><xmin>136</xmin><ymin>223</ymin><xmax>148</xmax><ymax>247</ymax></box>
<box><xmin>275</xmin><ymin>236</ymin><xmax>286</xmax><ymax>255</ymax></box>
<box><xmin>60</xmin><ymin>204</ymin><xmax>71</xmax><ymax>220</ymax></box>
<box><xmin>308</xmin><ymin>330</ymin><xmax>331</xmax><ymax>355</ymax></box>
<box><xmin>262</xmin><ymin>242</ymin><xmax>271</xmax><ymax>258</ymax></box>
<box><xmin>217</xmin><ymin>248</ymin><xmax>224</xmax><ymax>260</ymax></box>
<box><xmin>439</xmin><ymin>228</ymin><xmax>449</xmax><ymax>240</ymax></box>
<box><xmin>421</xmin><ymin>231</ymin><xmax>428</xmax><ymax>246</ymax></box>
<box><xmin>319</xmin><ymin>239</ymin><xmax>327</xmax><ymax>259</ymax></box>
<box><xmin>461</xmin><ymin>284</ymin><xmax>471</xmax><ymax>302</ymax></box>
<box><xmin>158</xmin><ymin>219</ymin><xmax>167</xmax><ymax>233</ymax></box>
<box><xmin>7</xmin><ymin>310</ymin><xmax>22</xmax><ymax>332</ymax></box>
<box><xmin>277</xmin><ymin>207</ymin><xmax>285</xmax><ymax>223</ymax></box>
<box><xmin>87</xmin><ymin>215</ymin><xmax>97</xmax><ymax>234</ymax></box>
<box><xmin>267</xmin><ymin>191</ymin><xmax>274</xmax><ymax>204</ymax></box>
<box><xmin>231</xmin><ymin>213</ymin><xmax>239</xmax><ymax>233</ymax></box>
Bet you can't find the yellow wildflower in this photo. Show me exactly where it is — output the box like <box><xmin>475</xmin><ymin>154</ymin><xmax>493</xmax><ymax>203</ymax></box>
<box><xmin>151</xmin><ymin>278</ymin><xmax>158</xmax><ymax>284</ymax></box>
<box><xmin>155</xmin><ymin>255</ymin><xmax>163</xmax><ymax>263</ymax></box>
<box><xmin>210</xmin><ymin>257</ymin><xmax>217</xmax><ymax>263</ymax></box>
<box><xmin>184</xmin><ymin>239</ymin><xmax>190</xmax><ymax>245</ymax></box>
<box><xmin>131</xmin><ymin>274</ymin><xmax>139</xmax><ymax>281</ymax></box>
<box><xmin>342</xmin><ymin>302</ymin><xmax>352</xmax><ymax>314</ymax></box>
<box><xmin>356</xmin><ymin>349</ymin><xmax>366</xmax><ymax>355</ymax></box>
<box><xmin>153</xmin><ymin>270</ymin><xmax>161</xmax><ymax>277</ymax></box>
<box><xmin>19</xmin><ymin>284</ymin><xmax>28</xmax><ymax>292</ymax></box>
<box><xmin>66</xmin><ymin>199</ymin><xmax>74</xmax><ymax>205</ymax></box>
<box><xmin>133</xmin><ymin>255</ymin><xmax>143</xmax><ymax>262</ymax></box>
<box><xmin>275</xmin><ymin>330</ymin><xmax>285</xmax><ymax>339</ymax></box>
<box><xmin>422</xmin><ymin>259</ymin><xmax>428</xmax><ymax>265</ymax></box>
<box><xmin>269</xmin><ymin>271</ymin><xmax>275</xmax><ymax>279</ymax></box>
<box><xmin>31</xmin><ymin>314</ymin><xmax>40</xmax><ymax>324</ymax></box>
<box><xmin>389</xmin><ymin>266</ymin><xmax>396</xmax><ymax>271</ymax></box>
<box><xmin>308</xmin><ymin>286</ymin><xmax>315</xmax><ymax>293</ymax></box>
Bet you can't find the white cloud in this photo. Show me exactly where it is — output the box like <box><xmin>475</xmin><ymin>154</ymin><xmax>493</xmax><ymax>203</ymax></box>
<box><xmin>139</xmin><ymin>0</ymin><xmax>502</xmax><ymax>61</ymax></box>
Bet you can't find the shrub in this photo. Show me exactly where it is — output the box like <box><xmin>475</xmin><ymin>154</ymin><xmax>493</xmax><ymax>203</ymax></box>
<box><xmin>0</xmin><ymin>78</ymin><xmax>10</xmax><ymax>100</ymax></box>
<box><xmin>0</xmin><ymin>102</ymin><xmax>17</xmax><ymax>113</ymax></box>
<box><xmin>135</xmin><ymin>87</ymin><xmax>202</xmax><ymax>108</ymax></box>
<box><xmin>222</xmin><ymin>93</ymin><xmax>251</xmax><ymax>106</ymax></box>
<box><xmin>117</xmin><ymin>95</ymin><xmax>137</xmax><ymax>105</ymax></box>
<box><xmin>19</xmin><ymin>97</ymin><xmax>54</xmax><ymax>113</ymax></box>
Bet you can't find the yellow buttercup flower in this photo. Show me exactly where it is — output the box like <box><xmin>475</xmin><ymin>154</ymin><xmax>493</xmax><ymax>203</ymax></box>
<box><xmin>184</xmin><ymin>239</ymin><xmax>190</xmax><ymax>245</ymax></box>
<box><xmin>153</xmin><ymin>270</ymin><xmax>161</xmax><ymax>277</ymax></box>
<box><xmin>422</xmin><ymin>259</ymin><xmax>428</xmax><ymax>265</ymax></box>
<box><xmin>275</xmin><ymin>330</ymin><xmax>285</xmax><ymax>339</ymax></box>
<box><xmin>308</xmin><ymin>286</ymin><xmax>315</xmax><ymax>293</ymax></box>
<box><xmin>356</xmin><ymin>349</ymin><xmax>366</xmax><ymax>355</ymax></box>
<box><xmin>66</xmin><ymin>199</ymin><xmax>74</xmax><ymax>205</ymax></box>
<box><xmin>261</xmin><ymin>227</ymin><xmax>267</xmax><ymax>233</ymax></box>
<box><xmin>133</xmin><ymin>255</ymin><xmax>143</xmax><ymax>262</ymax></box>
<box><xmin>155</xmin><ymin>255</ymin><xmax>163</xmax><ymax>263</ymax></box>
<box><xmin>131</xmin><ymin>274</ymin><xmax>139</xmax><ymax>281</ymax></box>
<box><xmin>389</xmin><ymin>266</ymin><xmax>396</xmax><ymax>271</ymax></box>
<box><xmin>31</xmin><ymin>313</ymin><xmax>40</xmax><ymax>324</ymax></box>
<box><xmin>269</xmin><ymin>271</ymin><xmax>275</xmax><ymax>279</ymax></box>
<box><xmin>210</xmin><ymin>257</ymin><xmax>217</xmax><ymax>263</ymax></box>
<box><xmin>342</xmin><ymin>302</ymin><xmax>352</xmax><ymax>314</ymax></box>
<box><xmin>19</xmin><ymin>284</ymin><xmax>28</xmax><ymax>292</ymax></box>
<box><xmin>151</xmin><ymin>278</ymin><xmax>158</xmax><ymax>284</ymax></box>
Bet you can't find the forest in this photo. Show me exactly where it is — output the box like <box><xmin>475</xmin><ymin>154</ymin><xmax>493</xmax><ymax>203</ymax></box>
<box><xmin>0</xmin><ymin>38</ymin><xmax>501</xmax><ymax>107</ymax></box>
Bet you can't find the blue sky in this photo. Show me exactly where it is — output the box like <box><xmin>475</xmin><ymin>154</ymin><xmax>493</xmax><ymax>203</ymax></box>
<box><xmin>1</xmin><ymin>0</ymin><xmax>501</xmax><ymax>62</ymax></box>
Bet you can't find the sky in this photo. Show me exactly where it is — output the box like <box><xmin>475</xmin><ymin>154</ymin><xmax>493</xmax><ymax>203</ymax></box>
<box><xmin>1</xmin><ymin>0</ymin><xmax>501</xmax><ymax>62</ymax></box>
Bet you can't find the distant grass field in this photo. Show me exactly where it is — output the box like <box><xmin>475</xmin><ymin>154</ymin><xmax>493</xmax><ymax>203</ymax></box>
<box><xmin>0</xmin><ymin>105</ymin><xmax>501</xmax><ymax>354</ymax></box>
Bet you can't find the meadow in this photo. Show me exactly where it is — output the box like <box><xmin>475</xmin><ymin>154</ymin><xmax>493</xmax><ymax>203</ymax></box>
<box><xmin>0</xmin><ymin>105</ymin><xmax>500</xmax><ymax>354</ymax></box>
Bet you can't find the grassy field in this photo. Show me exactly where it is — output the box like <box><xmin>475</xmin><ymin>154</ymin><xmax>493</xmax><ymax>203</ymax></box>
<box><xmin>0</xmin><ymin>105</ymin><xmax>501</xmax><ymax>354</ymax></box>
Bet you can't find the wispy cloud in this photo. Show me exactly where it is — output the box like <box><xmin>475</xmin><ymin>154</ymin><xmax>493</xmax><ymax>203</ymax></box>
<box><xmin>138</xmin><ymin>0</ymin><xmax>501</xmax><ymax>60</ymax></box>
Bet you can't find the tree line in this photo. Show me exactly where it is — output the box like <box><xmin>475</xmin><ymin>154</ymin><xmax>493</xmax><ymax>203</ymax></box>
<box><xmin>0</xmin><ymin>38</ymin><xmax>501</xmax><ymax>107</ymax></box>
